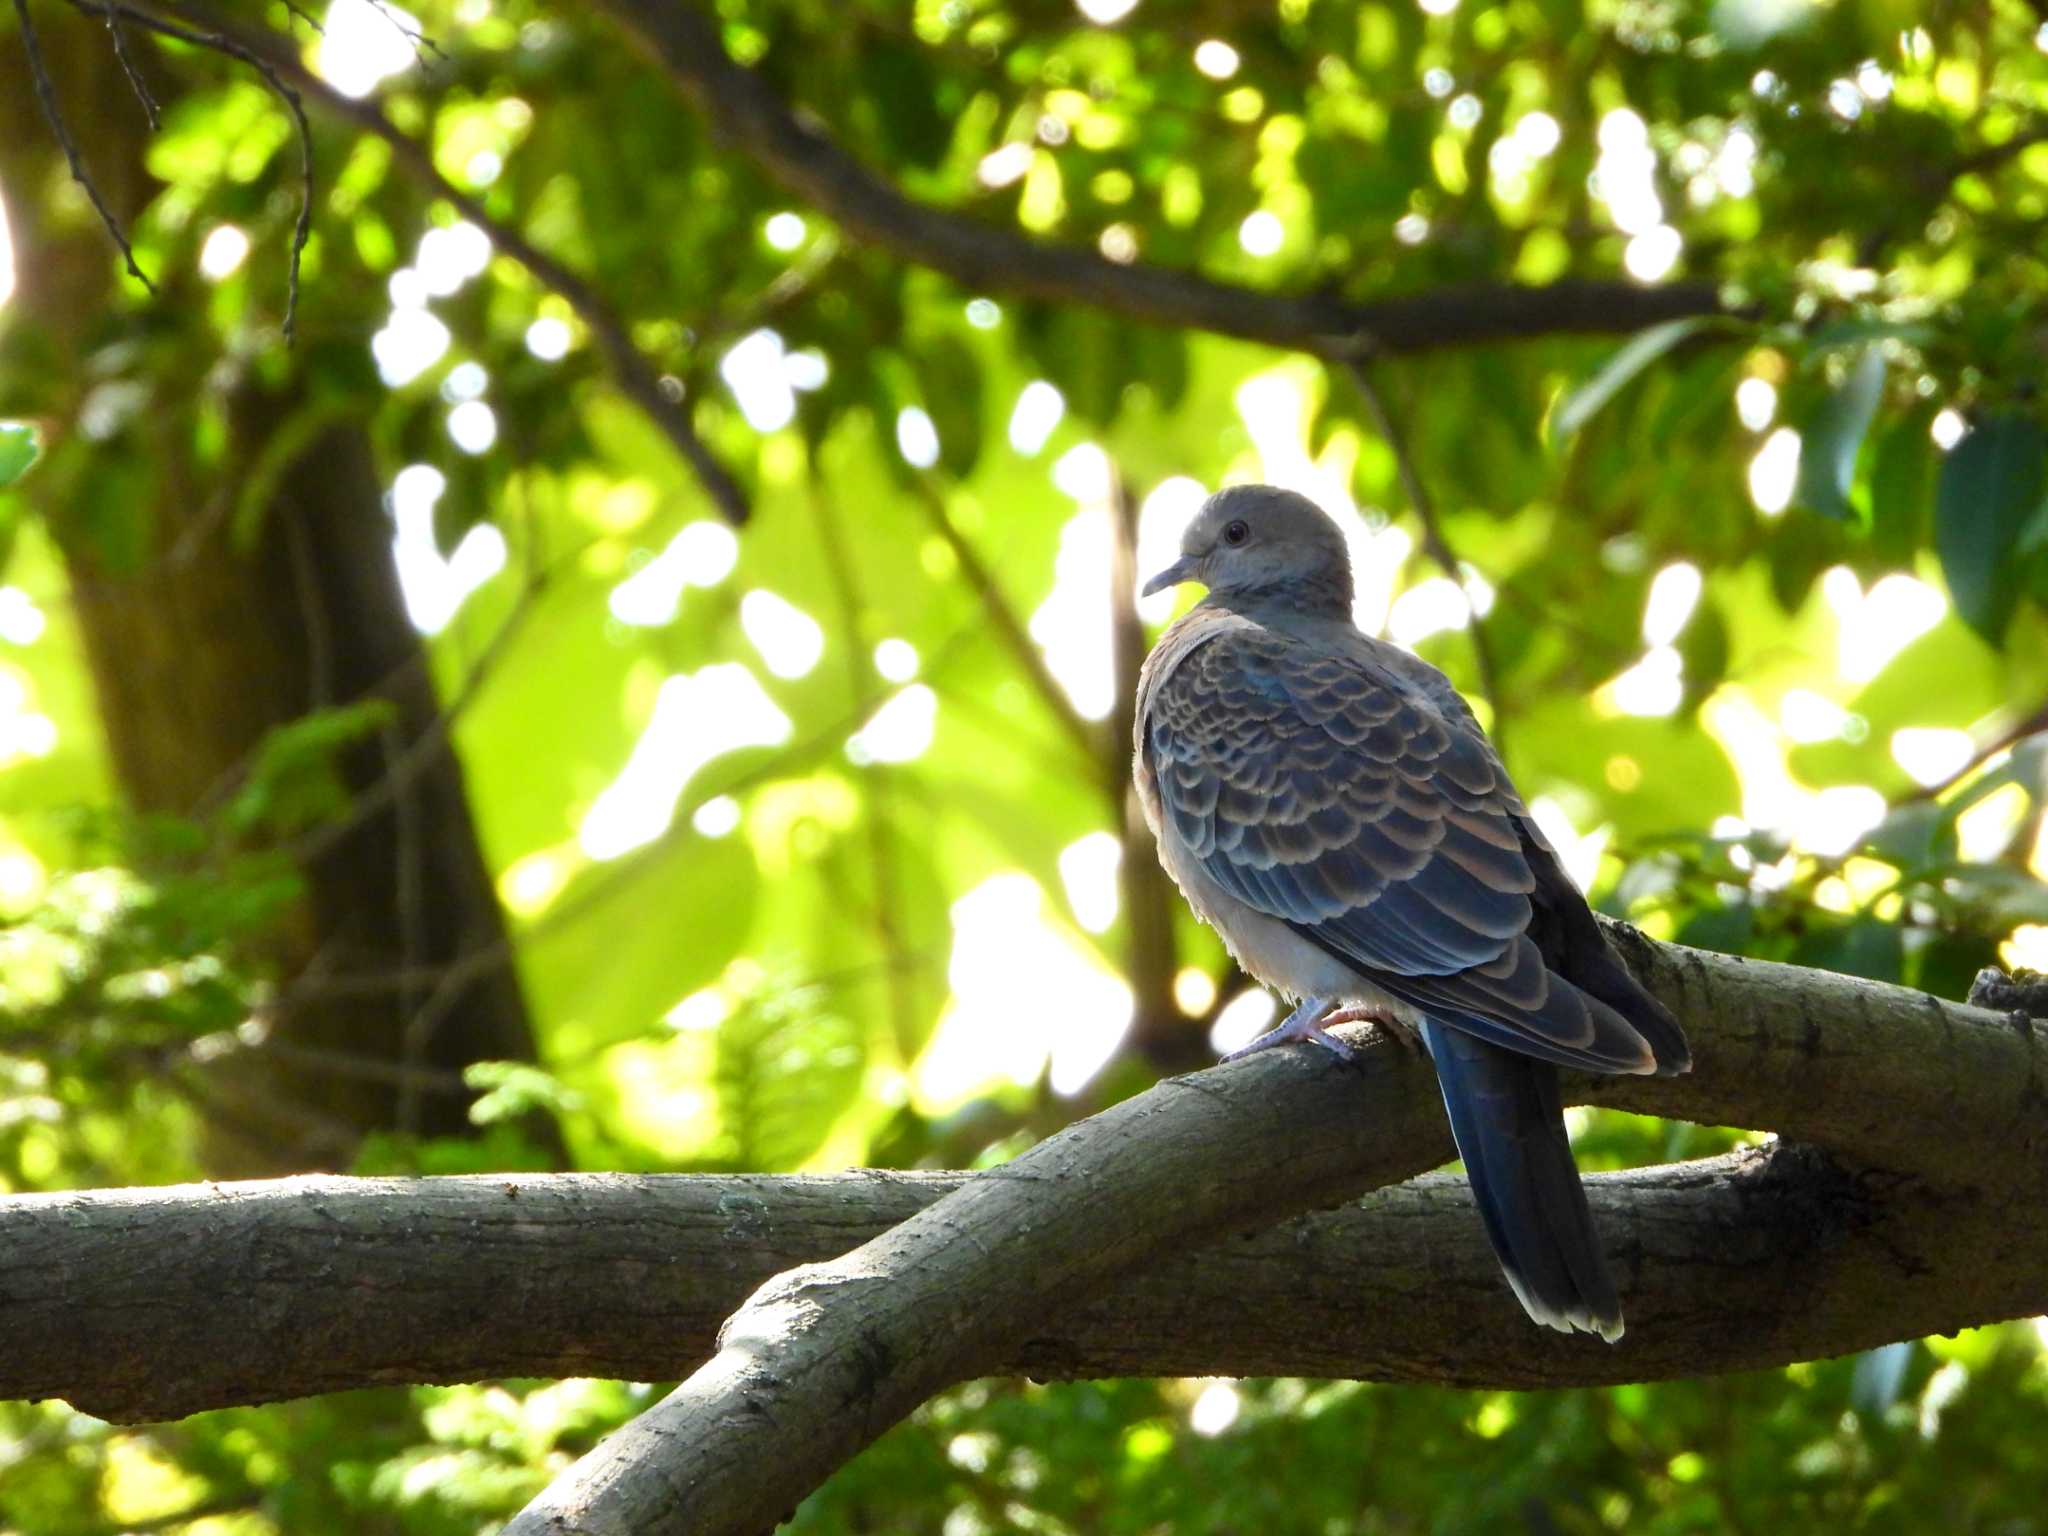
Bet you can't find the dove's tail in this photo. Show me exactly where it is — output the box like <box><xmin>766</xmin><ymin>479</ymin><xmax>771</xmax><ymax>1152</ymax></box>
<box><xmin>1421</xmin><ymin>1019</ymin><xmax>1624</xmax><ymax>1342</ymax></box>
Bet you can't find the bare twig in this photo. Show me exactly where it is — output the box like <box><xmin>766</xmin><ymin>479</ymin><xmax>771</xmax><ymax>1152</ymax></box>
<box><xmin>905</xmin><ymin>476</ymin><xmax>1102</xmax><ymax>765</ymax></box>
<box><xmin>1345</xmin><ymin>356</ymin><xmax>1505</xmax><ymax>738</ymax></box>
<box><xmin>139</xmin><ymin>0</ymin><xmax>748</xmax><ymax>520</ymax></box>
<box><xmin>286</xmin><ymin>559</ymin><xmax>553</xmax><ymax>864</ymax></box>
<box><xmin>388</xmin><ymin>716</ymin><xmax>430</xmax><ymax>1135</ymax></box>
<box><xmin>66</xmin><ymin>0</ymin><xmax>315</xmax><ymax>341</ymax></box>
<box><xmin>100</xmin><ymin>1</ymin><xmax>162</xmax><ymax>127</ymax></box>
<box><xmin>809</xmin><ymin>486</ymin><xmax>923</xmax><ymax>1058</ymax></box>
<box><xmin>1105</xmin><ymin>470</ymin><xmax>1191</xmax><ymax>1068</ymax></box>
<box><xmin>15</xmin><ymin>0</ymin><xmax>155</xmax><ymax>291</ymax></box>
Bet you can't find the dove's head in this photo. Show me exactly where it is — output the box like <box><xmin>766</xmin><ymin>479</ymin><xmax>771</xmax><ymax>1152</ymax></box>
<box><xmin>1141</xmin><ymin>484</ymin><xmax>1353</xmax><ymax>616</ymax></box>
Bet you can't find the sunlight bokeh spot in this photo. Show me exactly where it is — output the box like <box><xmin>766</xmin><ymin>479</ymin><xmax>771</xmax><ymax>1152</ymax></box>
<box><xmin>498</xmin><ymin>848</ymin><xmax>572</xmax><ymax>917</ymax></box>
<box><xmin>1735</xmin><ymin>377</ymin><xmax>1777</xmax><ymax>431</ymax></box>
<box><xmin>1193</xmin><ymin>40</ymin><xmax>1239</xmax><ymax>78</ymax></box>
<box><xmin>0</xmin><ymin>587</ymin><xmax>47</xmax><ymax>646</ymax></box>
<box><xmin>579</xmin><ymin>665</ymin><xmax>792</xmax><ymax>859</ymax></box>
<box><xmin>1625</xmin><ymin>224</ymin><xmax>1684</xmax><ymax>281</ymax></box>
<box><xmin>1057</xmin><ymin>831</ymin><xmax>1122</xmax><ymax>934</ymax></box>
<box><xmin>1600</xmin><ymin>645</ymin><xmax>1683</xmax><ymax>718</ymax></box>
<box><xmin>666</xmin><ymin>987</ymin><xmax>731</xmax><ymax>1033</ymax></box>
<box><xmin>441</xmin><ymin>362</ymin><xmax>488</xmax><ymax>402</ymax></box>
<box><xmin>1594</xmin><ymin>108</ymin><xmax>1662</xmax><ymax>235</ymax></box>
<box><xmin>447</xmin><ymin>400</ymin><xmax>497</xmax><ymax>454</ymax></box>
<box><xmin>916</xmin><ymin>873</ymin><xmax>1133</xmax><ymax>1107</ymax></box>
<box><xmin>719</xmin><ymin>329</ymin><xmax>797</xmax><ymax>433</ymax></box>
<box><xmin>387</xmin><ymin>465</ymin><xmax>505</xmax><ymax>632</ymax></box>
<box><xmin>1189</xmin><ymin>1382</ymin><xmax>1242</xmax><ymax>1436</ymax></box>
<box><xmin>847</xmin><ymin>685</ymin><xmax>937</xmax><ymax>765</ymax></box>
<box><xmin>416</xmin><ymin>222</ymin><xmax>492</xmax><ymax>297</ymax></box>
<box><xmin>1778</xmin><ymin>688</ymin><xmax>1850</xmax><ymax>744</ymax></box>
<box><xmin>784</xmin><ymin>349</ymin><xmax>829</xmax><ymax>391</ymax></box>
<box><xmin>690</xmin><ymin>795</ymin><xmax>741</xmax><ymax>839</ymax></box>
<box><xmin>2004</xmin><ymin>925</ymin><xmax>2048</xmax><ymax>977</ymax></box>
<box><xmin>0</xmin><ymin>663</ymin><xmax>58</xmax><ymax>767</ymax></box>
<box><xmin>198</xmin><ymin>225</ymin><xmax>250</xmax><ymax>281</ymax></box>
<box><xmin>873</xmin><ymin>638</ymin><xmax>919</xmax><ymax>682</ymax></box>
<box><xmin>315</xmin><ymin>0</ymin><xmax>422</xmax><ymax>98</ymax></box>
<box><xmin>1135</xmin><ymin>476</ymin><xmax>1208</xmax><ymax>623</ymax></box>
<box><xmin>609</xmin><ymin>522</ymin><xmax>738</xmax><ymax>627</ymax></box>
<box><xmin>1955</xmin><ymin>782</ymin><xmax>2029</xmax><ymax>864</ymax></box>
<box><xmin>1387</xmin><ymin>577</ymin><xmax>1471</xmax><ymax>646</ymax></box>
<box><xmin>1237</xmin><ymin>210</ymin><xmax>1284</xmax><ymax>256</ymax></box>
<box><xmin>1514</xmin><ymin>111</ymin><xmax>1561</xmax><ymax>157</ymax></box>
<box><xmin>1173</xmin><ymin>967</ymin><xmax>1216</xmax><ymax>1017</ymax></box>
<box><xmin>1208</xmin><ymin>988</ymin><xmax>1276</xmax><ymax>1055</ymax></box>
<box><xmin>1030</xmin><ymin>505</ymin><xmax>1116</xmax><ymax>719</ymax></box>
<box><xmin>1891</xmin><ymin>727</ymin><xmax>1974</xmax><ymax>787</ymax></box>
<box><xmin>895</xmin><ymin>407</ymin><xmax>940</xmax><ymax>469</ymax></box>
<box><xmin>977</xmin><ymin>142</ymin><xmax>1034</xmax><ymax>188</ymax></box>
<box><xmin>739</xmin><ymin>590</ymin><xmax>825</xmax><ymax>679</ymax></box>
<box><xmin>1931</xmin><ymin>409</ymin><xmax>1966</xmax><ymax>450</ymax></box>
<box><xmin>371</xmin><ymin>307</ymin><xmax>451</xmax><ymax>387</ymax></box>
<box><xmin>1009</xmin><ymin>381</ymin><xmax>1066</xmax><ymax>456</ymax></box>
<box><xmin>1747</xmin><ymin>427</ymin><xmax>1800</xmax><ymax>515</ymax></box>
<box><xmin>1528</xmin><ymin>797</ymin><xmax>1609</xmax><ymax>891</ymax></box>
<box><xmin>1075</xmin><ymin>0</ymin><xmax>1140</xmax><ymax>25</ymax></box>
<box><xmin>1643</xmin><ymin>562</ymin><xmax>1703</xmax><ymax>645</ymax></box>
<box><xmin>1053</xmin><ymin>442</ymin><xmax>1114</xmax><ymax>503</ymax></box>
<box><xmin>764</xmin><ymin>212</ymin><xmax>805</xmax><ymax>251</ymax></box>
<box><xmin>0</xmin><ymin>844</ymin><xmax>44</xmax><ymax>910</ymax></box>
<box><xmin>1825</xmin><ymin>570</ymin><xmax>1946</xmax><ymax>684</ymax></box>
<box><xmin>524</xmin><ymin>317</ymin><xmax>571</xmax><ymax>360</ymax></box>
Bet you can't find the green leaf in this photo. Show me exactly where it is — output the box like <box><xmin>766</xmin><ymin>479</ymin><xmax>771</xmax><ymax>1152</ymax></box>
<box><xmin>1793</xmin><ymin>347</ymin><xmax>1884</xmax><ymax>521</ymax></box>
<box><xmin>1936</xmin><ymin>413</ymin><xmax>2048</xmax><ymax>641</ymax></box>
<box><xmin>464</xmin><ymin>1060</ymin><xmax>582</xmax><ymax>1125</ymax></box>
<box><xmin>1869</xmin><ymin>407</ymin><xmax>1935</xmax><ymax>564</ymax></box>
<box><xmin>1550</xmin><ymin>318</ymin><xmax>1712</xmax><ymax>444</ymax></box>
<box><xmin>1791</xmin><ymin>917</ymin><xmax>1903</xmax><ymax>982</ymax></box>
<box><xmin>0</xmin><ymin>422</ymin><xmax>39</xmax><ymax>488</ymax></box>
<box><xmin>914</xmin><ymin>335</ymin><xmax>986</xmax><ymax>479</ymax></box>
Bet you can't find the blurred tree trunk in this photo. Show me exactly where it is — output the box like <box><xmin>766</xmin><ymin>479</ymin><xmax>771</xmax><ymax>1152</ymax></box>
<box><xmin>0</xmin><ymin>24</ymin><xmax>544</xmax><ymax>1173</ymax></box>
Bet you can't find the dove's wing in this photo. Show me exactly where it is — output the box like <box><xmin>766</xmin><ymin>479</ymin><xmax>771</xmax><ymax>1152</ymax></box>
<box><xmin>1145</xmin><ymin>625</ymin><xmax>1671</xmax><ymax>1076</ymax></box>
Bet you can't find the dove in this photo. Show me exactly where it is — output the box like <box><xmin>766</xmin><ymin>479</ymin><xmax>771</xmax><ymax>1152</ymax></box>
<box><xmin>1134</xmin><ymin>484</ymin><xmax>1690</xmax><ymax>1340</ymax></box>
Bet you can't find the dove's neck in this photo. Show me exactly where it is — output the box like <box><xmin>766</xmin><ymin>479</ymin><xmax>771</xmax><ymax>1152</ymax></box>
<box><xmin>1207</xmin><ymin>567</ymin><xmax>1355</xmax><ymax>628</ymax></box>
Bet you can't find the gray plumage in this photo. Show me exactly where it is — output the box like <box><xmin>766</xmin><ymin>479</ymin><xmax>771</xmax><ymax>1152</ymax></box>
<box><xmin>1134</xmin><ymin>484</ymin><xmax>1691</xmax><ymax>1340</ymax></box>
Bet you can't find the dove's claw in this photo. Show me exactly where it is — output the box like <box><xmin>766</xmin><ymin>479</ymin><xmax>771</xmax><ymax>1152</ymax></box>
<box><xmin>1220</xmin><ymin>996</ymin><xmax>1360</xmax><ymax>1065</ymax></box>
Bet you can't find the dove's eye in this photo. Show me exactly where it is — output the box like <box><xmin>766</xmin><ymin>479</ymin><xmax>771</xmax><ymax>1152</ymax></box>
<box><xmin>1222</xmin><ymin>519</ymin><xmax>1250</xmax><ymax>546</ymax></box>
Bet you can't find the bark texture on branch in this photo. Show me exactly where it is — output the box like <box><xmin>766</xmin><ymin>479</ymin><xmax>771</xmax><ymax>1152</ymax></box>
<box><xmin>591</xmin><ymin>0</ymin><xmax>1730</xmax><ymax>357</ymax></box>
<box><xmin>4</xmin><ymin>1143</ymin><xmax>2043</xmax><ymax>1426</ymax></box>
<box><xmin>503</xmin><ymin>933</ymin><xmax>2047</xmax><ymax>1536</ymax></box>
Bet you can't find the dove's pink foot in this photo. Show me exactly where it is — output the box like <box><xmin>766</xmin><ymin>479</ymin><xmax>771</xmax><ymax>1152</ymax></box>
<box><xmin>1323</xmin><ymin>1005</ymin><xmax>1422</xmax><ymax>1053</ymax></box>
<box><xmin>1220</xmin><ymin>995</ymin><xmax>1359</xmax><ymax>1065</ymax></box>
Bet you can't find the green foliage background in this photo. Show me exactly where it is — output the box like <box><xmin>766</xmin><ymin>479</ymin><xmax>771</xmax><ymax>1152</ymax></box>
<box><xmin>3</xmin><ymin>0</ymin><xmax>2048</xmax><ymax>1530</ymax></box>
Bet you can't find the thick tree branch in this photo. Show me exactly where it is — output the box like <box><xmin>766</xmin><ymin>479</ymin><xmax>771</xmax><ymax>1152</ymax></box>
<box><xmin>487</xmin><ymin>929</ymin><xmax>2042</xmax><ymax>1536</ymax></box>
<box><xmin>591</xmin><ymin>0</ymin><xmax>1729</xmax><ymax>357</ymax></box>
<box><xmin>3</xmin><ymin>1144</ymin><xmax>2041</xmax><ymax>1426</ymax></box>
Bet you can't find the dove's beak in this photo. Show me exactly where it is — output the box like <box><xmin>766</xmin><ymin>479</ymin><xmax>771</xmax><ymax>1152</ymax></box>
<box><xmin>1140</xmin><ymin>555</ymin><xmax>1200</xmax><ymax>598</ymax></box>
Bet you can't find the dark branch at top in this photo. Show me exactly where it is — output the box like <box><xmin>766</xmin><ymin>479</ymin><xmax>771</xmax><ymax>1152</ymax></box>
<box><xmin>592</xmin><ymin>0</ymin><xmax>1731</xmax><ymax>357</ymax></box>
